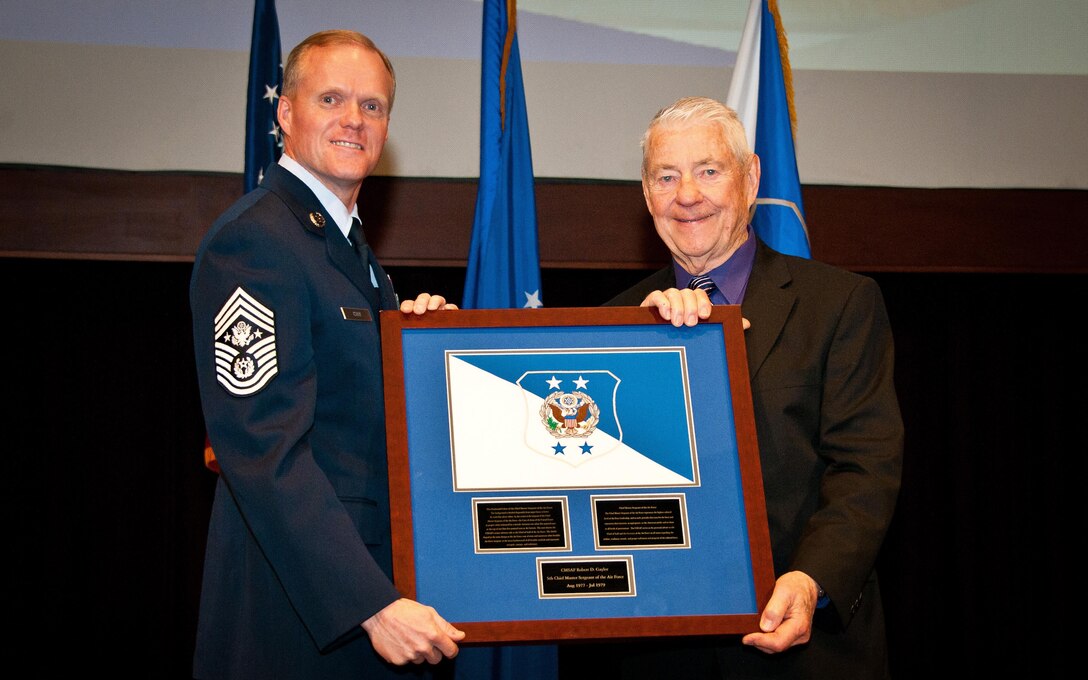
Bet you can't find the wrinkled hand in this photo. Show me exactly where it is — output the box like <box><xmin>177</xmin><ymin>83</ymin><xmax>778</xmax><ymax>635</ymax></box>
<box><xmin>639</xmin><ymin>288</ymin><xmax>750</xmax><ymax>329</ymax></box>
<box><xmin>741</xmin><ymin>571</ymin><xmax>819</xmax><ymax>654</ymax></box>
<box><xmin>640</xmin><ymin>288</ymin><xmax>711</xmax><ymax>327</ymax></box>
<box><xmin>361</xmin><ymin>598</ymin><xmax>465</xmax><ymax>665</ymax></box>
<box><xmin>399</xmin><ymin>293</ymin><xmax>458</xmax><ymax>314</ymax></box>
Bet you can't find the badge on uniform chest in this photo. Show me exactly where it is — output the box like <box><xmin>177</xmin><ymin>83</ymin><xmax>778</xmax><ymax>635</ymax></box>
<box><xmin>340</xmin><ymin>307</ymin><xmax>373</xmax><ymax>322</ymax></box>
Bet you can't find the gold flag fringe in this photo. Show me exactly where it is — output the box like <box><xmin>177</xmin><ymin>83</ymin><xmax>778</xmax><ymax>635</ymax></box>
<box><xmin>768</xmin><ymin>0</ymin><xmax>798</xmax><ymax>139</ymax></box>
<box><xmin>499</xmin><ymin>0</ymin><xmax>518</xmax><ymax>130</ymax></box>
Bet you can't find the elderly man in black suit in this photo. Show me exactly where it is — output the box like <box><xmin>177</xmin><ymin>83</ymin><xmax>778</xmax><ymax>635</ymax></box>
<box><xmin>566</xmin><ymin>96</ymin><xmax>903</xmax><ymax>679</ymax></box>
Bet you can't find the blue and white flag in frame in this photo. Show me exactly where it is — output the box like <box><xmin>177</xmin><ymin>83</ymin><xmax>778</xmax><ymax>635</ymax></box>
<box><xmin>446</xmin><ymin>348</ymin><xmax>700</xmax><ymax>491</ymax></box>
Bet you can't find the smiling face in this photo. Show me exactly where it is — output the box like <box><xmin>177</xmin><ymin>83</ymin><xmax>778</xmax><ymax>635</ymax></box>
<box><xmin>277</xmin><ymin>42</ymin><xmax>393</xmax><ymax>208</ymax></box>
<box><xmin>642</xmin><ymin>121</ymin><xmax>760</xmax><ymax>275</ymax></box>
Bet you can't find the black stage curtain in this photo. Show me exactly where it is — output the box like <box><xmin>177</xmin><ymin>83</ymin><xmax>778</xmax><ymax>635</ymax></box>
<box><xmin>5</xmin><ymin>258</ymin><xmax>1077</xmax><ymax>678</ymax></box>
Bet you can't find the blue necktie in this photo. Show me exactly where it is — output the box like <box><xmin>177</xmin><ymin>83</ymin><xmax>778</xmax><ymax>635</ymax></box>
<box><xmin>688</xmin><ymin>274</ymin><xmax>724</xmax><ymax>303</ymax></box>
<box><xmin>348</xmin><ymin>218</ymin><xmax>398</xmax><ymax>310</ymax></box>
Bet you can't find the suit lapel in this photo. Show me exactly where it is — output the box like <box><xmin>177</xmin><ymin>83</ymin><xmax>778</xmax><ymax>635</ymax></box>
<box><xmin>261</xmin><ymin>163</ymin><xmax>383</xmax><ymax>314</ymax></box>
<box><xmin>740</xmin><ymin>241</ymin><xmax>795</xmax><ymax>381</ymax></box>
<box><xmin>368</xmin><ymin>251</ymin><xmax>399</xmax><ymax>310</ymax></box>
<box><xmin>331</xmin><ymin>233</ymin><xmax>383</xmax><ymax>312</ymax></box>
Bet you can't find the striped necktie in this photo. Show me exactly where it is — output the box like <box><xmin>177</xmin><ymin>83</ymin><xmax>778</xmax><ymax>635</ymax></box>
<box><xmin>687</xmin><ymin>274</ymin><xmax>721</xmax><ymax>303</ymax></box>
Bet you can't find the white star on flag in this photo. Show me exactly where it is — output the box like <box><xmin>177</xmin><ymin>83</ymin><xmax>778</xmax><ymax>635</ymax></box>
<box><xmin>523</xmin><ymin>290</ymin><xmax>542</xmax><ymax>308</ymax></box>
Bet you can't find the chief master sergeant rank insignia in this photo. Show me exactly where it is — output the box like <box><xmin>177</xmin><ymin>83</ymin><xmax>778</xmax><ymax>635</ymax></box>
<box><xmin>213</xmin><ymin>287</ymin><xmax>278</xmax><ymax>396</ymax></box>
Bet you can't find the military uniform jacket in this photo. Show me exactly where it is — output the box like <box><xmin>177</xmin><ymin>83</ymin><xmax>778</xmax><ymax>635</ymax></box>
<box><xmin>190</xmin><ymin>163</ymin><xmax>418</xmax><ymax>679</ymax></box>
<box><xmin>604</xmin><ymin>239</ymin><xmax>904</xmax><ymax>678</ymax></box>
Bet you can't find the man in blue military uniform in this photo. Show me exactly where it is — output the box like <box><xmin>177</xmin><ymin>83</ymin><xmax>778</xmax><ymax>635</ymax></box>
<box><xmin>190</xmin><ymin>30</ymin><xmax>463</xmax><ymax>679</ymax></box>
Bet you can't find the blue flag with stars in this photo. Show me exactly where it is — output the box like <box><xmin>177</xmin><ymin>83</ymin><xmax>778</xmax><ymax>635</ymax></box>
<box><xmin>207</xmin><ymin>0</ymin><xmax>282</xmax><ymax>472</ymax></box>
<box><xmin>206</xmin><ymin>0</ymin><xmax>281</xmax><ymax>472</ymax></box>
<box><xmin>456</xmin><ymin>3</ymin><xmax>555</xmax><ymax>675</ymax></box>
<box><xmin>244</xmin><ymin>0</ymin><xmax>283</xmax><ymax>192</ymax></box>
<box><xmin>462</xmin><ymin>0</ymin><xmax>543</xmax><ymax>310</ymax></box>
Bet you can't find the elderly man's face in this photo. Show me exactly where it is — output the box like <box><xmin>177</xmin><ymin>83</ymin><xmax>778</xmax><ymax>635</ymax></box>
<box><xmin>278</xmin><ymin>43</ymin><xmax>393</xmax><ymax>208</ymax></box>
<box><xmin>642</xmin><ymin>122</ymin><xmax>760</xmax><ymax>275</ymax></box>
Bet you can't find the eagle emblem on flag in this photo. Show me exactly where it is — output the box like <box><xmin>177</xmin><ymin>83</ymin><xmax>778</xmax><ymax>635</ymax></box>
<box><xmin>541</xmin><ymin>390</ymin><xmax>600</xmax><ymax>438</ymax></box>
<box><xmin>517</xmin><ymin>371</ymin><xmax>622</xmax><ymax>466</ymax></box>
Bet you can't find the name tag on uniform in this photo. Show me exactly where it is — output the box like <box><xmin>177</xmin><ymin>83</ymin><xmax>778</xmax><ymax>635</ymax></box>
<box><xmin>341</xmin><ymin>307</ymin><xmax>373</xmax><ymax>322</ymax></box>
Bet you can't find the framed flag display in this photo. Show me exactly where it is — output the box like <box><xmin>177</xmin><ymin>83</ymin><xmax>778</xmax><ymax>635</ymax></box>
<box><xmin>380</xmin><ymin>306</ymin><xmax>774</xmax><ymax>642</ymax></box>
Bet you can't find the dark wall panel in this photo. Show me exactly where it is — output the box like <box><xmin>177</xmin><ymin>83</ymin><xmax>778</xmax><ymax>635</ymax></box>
<box><xmin>3</xmin><ymin>165</ymin><xmax>1084</xmax><ymax>273</ymax></box>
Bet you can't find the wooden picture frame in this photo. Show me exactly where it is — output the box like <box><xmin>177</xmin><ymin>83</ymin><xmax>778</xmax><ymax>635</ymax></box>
<box><xmin>380</xmin><ymin>306</ymin><xmax>774</xmax><ymax>642</ymax></box>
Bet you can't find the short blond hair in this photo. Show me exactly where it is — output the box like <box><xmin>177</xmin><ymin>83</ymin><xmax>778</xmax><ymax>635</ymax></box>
<box><xmin>282</xmin><ymin>30</ymin><xmax>397</xmax><ymax>111</ymax></box>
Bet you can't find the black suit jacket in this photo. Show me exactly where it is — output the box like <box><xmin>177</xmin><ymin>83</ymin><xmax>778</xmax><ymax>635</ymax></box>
<box><xmin>598</xmin><ymin>239</ymin><xmax>903</xmax><ymax>678</ymax></box>
<box><xmin>190</xmin><ymin>164</ymin><xmax>434</xmax><ymax>679</ymax></box>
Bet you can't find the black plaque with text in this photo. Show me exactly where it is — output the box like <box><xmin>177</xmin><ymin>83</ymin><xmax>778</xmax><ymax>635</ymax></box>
<box><xmin>473</xmin><ymin>498</ymin><xmax>569</xmax><ymax>552</ymax></box>
<box><xmin>593</xmin><ymin>495</ymin><xmax>689</xmax><ymax>549</ymax></box>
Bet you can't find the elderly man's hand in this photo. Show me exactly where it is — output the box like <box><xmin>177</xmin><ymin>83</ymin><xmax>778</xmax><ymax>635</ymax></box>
<box><xmin>741</xmin><ymin>571</ymin><xmax>819</xmax><ymax>654</ymax></box>
<box><xmin>640</xmin><ymin>288</ymin><xmax>750</xmax><ymax>329</ymax></box>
